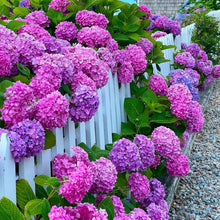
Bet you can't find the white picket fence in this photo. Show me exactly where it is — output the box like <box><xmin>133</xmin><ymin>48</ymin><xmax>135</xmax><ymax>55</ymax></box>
<box><xmin>0</xmin><ymin>10</ymin><xmax>219</xmax><ymax>204</ymax></box>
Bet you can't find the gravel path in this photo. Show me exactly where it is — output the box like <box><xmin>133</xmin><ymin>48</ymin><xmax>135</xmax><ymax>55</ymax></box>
<box><xmin>169</xmin><ymin>78</ymin><xmax>220</xmax><ymax>220</ymax></box>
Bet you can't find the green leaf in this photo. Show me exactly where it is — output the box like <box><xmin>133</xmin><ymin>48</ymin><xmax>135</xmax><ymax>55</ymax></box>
<box><xmin>113</xmin><ymin>33</ymin><xmax>129</xmax><ymax>41</ymax></box>
<box><xmin>13</xmin><ymin>7</ymin><xmax>30</xmax><ymax>17</ymax></box>
<box><xmin>0</xmin><ymin>0</ymin><xmax>12</xmax><ymax>7</ymax></box>
<box><xmin>17</xmin><ymin>63</ymin><xmax>31</xmax><ymax>77</ymax></box>
<box><xmin>124</xmin><ymin>97</ymin><xmax>145</xmax><ymax>124</ymax></box>
<box><xmin>0</xmin><ymin>80</ymin><xmax>13</xmax><ymax>93</ymax></box>
<box><xmin>41</xmin><ymin>199</ymin><xmax>50</xmax><ymax>220</ymax></box>
<box><xmin>95</xmin><ymin>150</ymin><xmax>110</xmax><ymax>159</ymax></box>
<box><xmin>127</xmin><ymin>33</ymin><xmax>140</xmax><ymax>41</ymax></box>
<box><xmin>61</xmin><ymin>83</ymin><xmax>71</xmax><ymax>97</ymax></box>
<box><xmin>0</xmin><ymin>5</ymin><xmax>10</xmax><ymax>17</ymax></box>
<box><xmin>161</xmin><ymin>44</ymin><xmax>176</xmax><ymax>50</ymax></box>
<box><xmin>91</xmin><ymin>144</ymin><xmax>101</xmax><ymax>152</ymax></box>
<box><xmin>78</xmin><ymin>142</ymin><xmax>96</xmax><ymax>161</ymax></box>
<box><xmin>105</xmin><ymin>143</ymin><xmax>113</xmax><ymax>151</ymax></box>
<box><xmin>115</xmin><ymin>172</ymin><xmax>128</xmax><ymax>187</ymax></box>
<box><xmin>11</xmin><ymin>75</ymin><xmax>30</xmax><ymax>85</ymax></box>
<box><xmin>152</xmin><ymin>163</ymin><xmax>167</xmax><ymax>178</ymax></box>
<box><xmin>0</xmin><ymin>92</ymin><xmax>5</xmax><ymax>109</ymax></box>
<box><xmin>81</xmin><ymin>193</ymin><xmax>96</xmax><ymax>206</ymax></box>
<box><xmin>25</xmin><ymin>199</ymin><xmax>43</xmax><ymax>217</ymax></box>
<box><xmin>34</xmin><ymin>175</ymin><xmax>50</xmax><ymax>186</ymax></box>
<box><xmin>46</xmin><ymin>177</ymin><xmax>61</xmax><ymax>188</ymax></box>
<box><xmin>0</xmin><ymin>197</ymin><xmax>25</xmax><ymax>220</ymax></box>
<box><xmin>141</xmin><ymin>167</ymin><xmax>153</xmax><ymax>179</ymax></box>
<box><xmin>35</xmin><ymin>184</ymin><xmax>48</xmax><ymax>199</ymax></box>
<box><xmin>142</xmin><ymin>89</ymin><xmax>158</xmax><ymax>104</ymax></box>
<box><xmin>150</xmin><ymin>112</ymin><xmax>178</xmax><ymax>124</ymax></box>
<box><xmin>130</xmin><ymin>81</ymin><xmax>147</xmax><ymax>97</ymax></box>
<box><xmin>121</xmin><ymin>199</ymin><xmax>135</xmax><ymax>214</ymax></box>
<box><xmin>126</xmin><ymin>24</ymin><xmax>140</xmax><ymax>32</ymax></box>
<box><xmin>98</xmin><ymin>197</ymin><xmax>115</xmax><ymax>220</ymax></box>
<box><xmin>121</xmin><ymin>122</ymin><xmax>136</xmax><ymax>135</ymax></box>
<box><xmin>46</xmin><ymin>8</ymin><xmax>64</xmax><ymax>25</ymax></box>
<box><xmin>112</xmin><ymin>133</ymin><xmax>121</xmax><ymax>143</ymax></box>
<box><xmin>44</xmin><ymin>129</ymin><xmax>56</xmax><ymax>150</ymax></box>
<box><xmin>6</xmin><ymin>20</ymin><xmax>25</xmax><ymax>32</ymax></box>
<box><xmin>16</xmin><ymin>179</ymin><xmax>36</xmax><ymax>210</ymax></box>
<box><xmin>134</xmin><ymin>111</ymin><xmax>149</xmax><ymax>128</ymax></box>
<box><xmin>153</xmin><ymin>57</ymin><xmax>170</xmax><ymax>64</ymax></box>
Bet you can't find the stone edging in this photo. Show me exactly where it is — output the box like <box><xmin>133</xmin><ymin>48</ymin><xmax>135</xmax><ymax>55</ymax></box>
<box><xmin>163</xmin><ymin>81</ymin><xmax>216</xmax><ymax>209</ymax></box>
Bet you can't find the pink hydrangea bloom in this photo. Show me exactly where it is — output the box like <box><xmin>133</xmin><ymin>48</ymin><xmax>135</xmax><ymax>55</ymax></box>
<box><xmin>34</xmin><ymin>91</ymin><xmax>69</xmax><ymax>130</ymax></box>
<box><xmin>17</xmin><ymin>33</ymin><xmax>46</xmax><ymax>68</ymax></box>
<box><xmin>17</xmin><ymin>24</ymin><xmax>51</xmax><ymax>40</ymax></box>
<box><xmin>186</xmin><ymin>43</ymin><xmax>200</xmax><ymax>58</ymax></box>
<box><xmin>49</xmin><ymin>0</ymin><xmax>71</xmax><ymax>15</ymax></box>
<box><xmin>71</xmin><ymin>71</ymin><xmax>96</xmax><ymax>93</ymax></box>
<box><xmin>77</xmin><ymin>26</ymin><xmax>112</xmax><ymax>48</ymax></box>
<box><xmin>170</xmin><ymin>20</ymin><xmax>181</xmax><ymax>36</ymax></box>
<box><xmin>55</xmin><ymin>21</ymin><xmax>78</xmax><ymax>41</ymax></box>
<box><xmin>149</xmin><ymin>155</ymin><xmax>161</xmax><ymax>169</ymax></box>
<box><xmin>69</xmin><ymin>85</ymin><xmax>99</xmax><ymax>123</ymax></box>
<box><xmin>147</xmin><ymin>202</ymin><xmax>169</xmax><ymax>220</ymax></box>
<box><xmin>213</xmin><ymin>65</ymin><xmax>220</xmax><ymax>78</ymax></box>
<box><xmin>174</xmin><ymin>52</ymin><xmax>196</xmax><ymax>68</ymax></box>
<box><xmin>35</xmin><ymin>63</ymin><xmax>62</xmax><ymax>90</ymax></box>
<box><xmin>25</xmin><ymin>11</ymin><xmax>50</xmax><ymax>28</ymax></box>
<box><xmin>59</xmin><ymin>162</ymin><xmax>93</xmax><ymax>204</ymax></box>
<box><xmin>39</xmin><ymin>36</ymin><xmax>62</xmax><ymax>54</ymax></box>
<box><xmin>70</xmin><ymin>203</ymin><xmax>108</xmax><ymax>220</ymax></box>
<box><xmin>136</xmin><ymin>38</ymin><xmax>153</xmax><ymax>55</ymax></box>
<box><xmin>48</xmin><ymin>206</ymin><xmax>72</xmax><ymax>220</ymax></box>
<box><xmin>148</xmin><ymin>75</ymin><xmax>168</xmax><ymax>96</ymax></box>
<box><xmin>170</xmin><ymin>102</ymin><xmax>189</xmax><ymax>119</ymax></box>
<box><xmin>0</xmin><ymin>51</ymin><xmax>11</xmax><ymax>77</ymax></box>
<box><xmin>125</xmin><ymin>44</ymin><xmax>147</xmax><ymax>75</ymax></box>
<box><xmin>180</xmin><ymin>131</ymin><xmax>190</xmax><ymax>148</ymax></box>
<box><xmin>167</xmin><ymin>83</ymin><xmax>192</xmax><ymax>104</ymax></box>
<box><xmin>89</xmin><ymin>157</ymin><xmax>117</xmax><ymax>194</ymax></box>
<box><xmin>32</xmin><ymin>53</ymin><xmax>75</xmax><ymax>84</ymax></box>
<box><xmin>196</xmin><ymin>60</ymin><xmax>213</xmax><ymax>76</ymax></box>
<box><xmin>118</xmin><ymin>62</ymin><xmax>134</xmax><ymax>83</ymax></box>
<box><xmin>165</xmin><ymin>151</ymin><xmax>190</xmax><ymax>177</ymax></box>
<box><xmin>76</xmin><ymin>10</ymin><xmax>109</xmax><ymax>29</ymax></box>
<box><xmin>130</xmin><ymin>208</ymin><xmax>151</xmax><ymax>220</ymax></box>
<box><xmin>0</xmin><ymin>24</ymin><xmax>17</xmax><ymax>44</ymax></box>
<box><xmin>109</xmin><ymin>138</ymin><xmax>141</xmax><ymax>172</ymax></box>
<box><xmin>134</xmin><ymin>134</ymin><xmax>155</xmax><ymax>172</ymax></box>
<box><xmin>197</xmin><ymin>50</ymin><xmax>208</xmax><ymax>61</ymax></box>
<box><xmin>114</xmin><ymin>214</ymin><xmax>131</xmax><ymax>220</ymax></box>
<box><xmin>106</xmin><ymin>38</ymin><xmax>118</xmax><ymax>53</ymax></box>
<box><xmin>29</xmin><ymin>75</ymin><xmax>56</xmax><ymax>99</ymax></box>
<box><xmin>0</xmin><ymin>81</ymin><xmax>35</xmax><ymax>128</ymax></box>
<box><xmin>128</xmin><ymin>172</ymin><xmax>150</xmax><ymax>202</ymax></box>
<box><xmin>186</xmin><ymin>101</ymin><xmax>204</xmax><ymax>133</ymax></box>
<box><xmin>138</xmin><ymin>5</ymin><xmax>151</xmax><ymax>19</ymax></box>
<box><xmin>148</xmin><ymin>178</ymin><xmax>165</xmax><ymax>204</ymax></box>
<box><xmin>154</xmin><ymin>16</ymin><xmax>170</xmax><ymax>30</ymax></box>
<box><xmin>151</xmin><ymin>126</ymin><xmax>180</xmax><ymax>158</ymax></box>
<box><xmin>151</xmin><ymin>31</ymin><xmax>167</xmax><ymax>40</ymax></box>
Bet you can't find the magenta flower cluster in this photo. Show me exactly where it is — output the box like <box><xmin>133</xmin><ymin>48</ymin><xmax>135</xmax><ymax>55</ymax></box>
<box><xmin>148</xmin><ymin>75</ymin><xmax>168</xmax><ymax>96</ymax></box>
<box><xmin>25</xmin><ymin>11</ymin><xmax>50</xmax><ymax>28</ymax></box>
<box><xmin>76</xmin><ymin>10</ymin><xmax>109</xmax><ymax>29</ymax></box>
<box><xmin>136</xmin><ymin>38</ymin><xmax>153</xmax><ymax>55</ymax></box>
<box><xmin>48</xmin><ymin>0</ymin><xmax>71</xmax><ymax>15</ymax></box>
<box><xmin>151</xmin><ymin>31</ymin><xmax>167</xmax><ymax>40</ymax></box>
<box><xmin>174</xmin><ymin>52</ymin><xmax>196</xmax><ymax>68</ymax></box>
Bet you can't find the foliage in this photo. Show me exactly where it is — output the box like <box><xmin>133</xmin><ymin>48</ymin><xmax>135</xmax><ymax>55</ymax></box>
<box><xmin>191</xmin><ymin>12</ymin><xmax>220</xmax><ymax>65</ymax></box>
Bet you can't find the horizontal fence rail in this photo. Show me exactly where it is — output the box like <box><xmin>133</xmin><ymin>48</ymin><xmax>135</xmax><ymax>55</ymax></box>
<box><xmin>1</xmin><ymin>10</ymin><xmax>219</xmax><ymax>203</ymax></box>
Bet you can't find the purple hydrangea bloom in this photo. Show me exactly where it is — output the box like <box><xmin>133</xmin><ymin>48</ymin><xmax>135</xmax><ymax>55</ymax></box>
<box><xmin>11</xmin><ymin>119</ymin><xmax>45</xmax><ymax>157</ymax></box>
<box><xmin>145</xmin><ymin>20</ymin><xmax>156</xmax><ymax>31</ymax></box>
<box><xmin>181</xmin><ymin>42</ymin><xmax>187</xmax><ymax>50</ymax></box>
<box><xmin>77</xmin><ymin>26</ymin><xmax>112</xmax><ymax>48</ymax></box>
<box><xmin>0</xmin><ymin>51</ymin><xmax>11</xmax><ymax>77</ymax></box>
<box><xmin>197</xmin><ymin>50</ymin><xmax>208</xmax><ymax>62</ymax></box>
<box><xmin>134</xmin><ymin>134</ymin><xmax>155</xmax><ymax>172</ymax></box>
<box><xmin>39</xmin><ymin>36</ymin><xmax>62</xmax><ymax>54</ymax></box>
<box><xmin>149</xmin><ymin>155</ymin><xmax>161</xmax><ymax>169</ymax></box>
<box><xmin>180</xmin><ymin>131</ymin><xmax>189</xmax><ymax>148</ymax></box>
<box><xmin>151</xmin><ymin>126</ymin><xmax>180</xmax><ymax>158</ymax></box>
<box><xmin>89</xmin><ymin>157</ymin><xmax>117</xmax><ymax>194</ymax></box>
<box><xmin>130</xmin><ymin>208</ymin><xmax>151</xmax><ymax>219</ymax></box>
<box><xmin>128</xmin><ymin>172</ymin><xmax>150</xmax><ymax>202</ymax></box>
<box><xmin>148</xmin><ymin>178</ymin><xmax>165</xmax><ymax>203</ymax></box>
<box><xmin>109</xmin><ymin>138</ymin><xmax>141</xmax><ymax>172</ymax></box>
<box><xmin>170</xmin><ymin>20</ymin><xmax>181</xmax><ymax>36</ymax></box>
<box><xmin>190</xmin><ymin>87</ymin><xmax>200</xmax><ymax>101</ymax></box>
<box><xmin>106</xmin><ymin>38</ymin><xmax>118</xmax><ymax>53</ymax></box>
<box><xmin>147</xmin><ymin>202</ymin><xmax>169</xmax><ymax>220</ymax></box>
<box><xmin>148</xmin><ymin>75</ymin><xmax>168</xmax><ymax>96</ymax></box>
<box><xmin>165</xmin><ymin>151</ymin><xmax>189</xmax><ymax>177</ymax></box>
<box><xmin>49</xmin><ymin>0</ymin><xmax>71</xmax><ymax>16</ymax></box>
<box><xmin>151</xmin><ymin>31</ymin><xmax>167</xmax><ymax>40</ymax></box>
<box><xmin>0</xmin><ymin>129</ymin><xmax>26</xmax><ymax>162</ymax></box>
<box><xmin>184</xmin><ymin>68</ymin><xmax>200</xmax><ymax>87</ymax></box>
<box><xmin>154</xmin><ymin>16</ymin><xmax>170</xmax><ymax>30</ymax></box>
<box><xmin>213</xmin><ymin>65</ymin><xmax>220</xmax><ymax>78</ymax></box>
<box><xmin>170</xmin><ymin>102</ymin><xmax>189</xmax><ymax>119</ymax></box>
<box><xmin>0</xmin><ymin>81</ymin><xmax>35</xmax><ymax>128</ymax></box>
<box><xmin>55</xmin><ymin>21</ymin><xmax>78</xmax><ymax>41</ymax></box>
<box><xmin>174</xmin><ymin>52</ymin><xmax>195</xmax><ymax>68</ymax></box>
<box><xmin>196</xmin><ymin>60</ymin><xmax>213</xmax><ymax>76</ymax></box>
<box><xmin>25</xmin><ymin>11</ymin><xmax>50</xmax><ymax>28</ymax></box>
<box><xmin>69</xmin><ymin>85</ymin><xmax>99</xmax><ymax>123</ymax></box>
<box><xmin>204</xmin><ymin>74</ymin><xmax>214</xmax><ymax>86</ymax></box>
<box><xmin>136</xmin><ymin>38</ymin><xmax>153</xmax><ymax>55</ymax></box>
<box><xmin>34</xmin><ymin>91</ymin><xmax>69</xmax><ymax>130</ymax></box>
<box><xmin>186</xmin><ymin>43</ymin><xmax>200</xmax><ymax>58</ymax></box>
<box><xmin>76</xmin><ymin>10</ymin><xmax>109</xmax><ymax>29</ymax></box>
<box><xmin>186</xmin><ymin>101</ymin><xmax>204</xmax><ymax>133</ymax></box>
